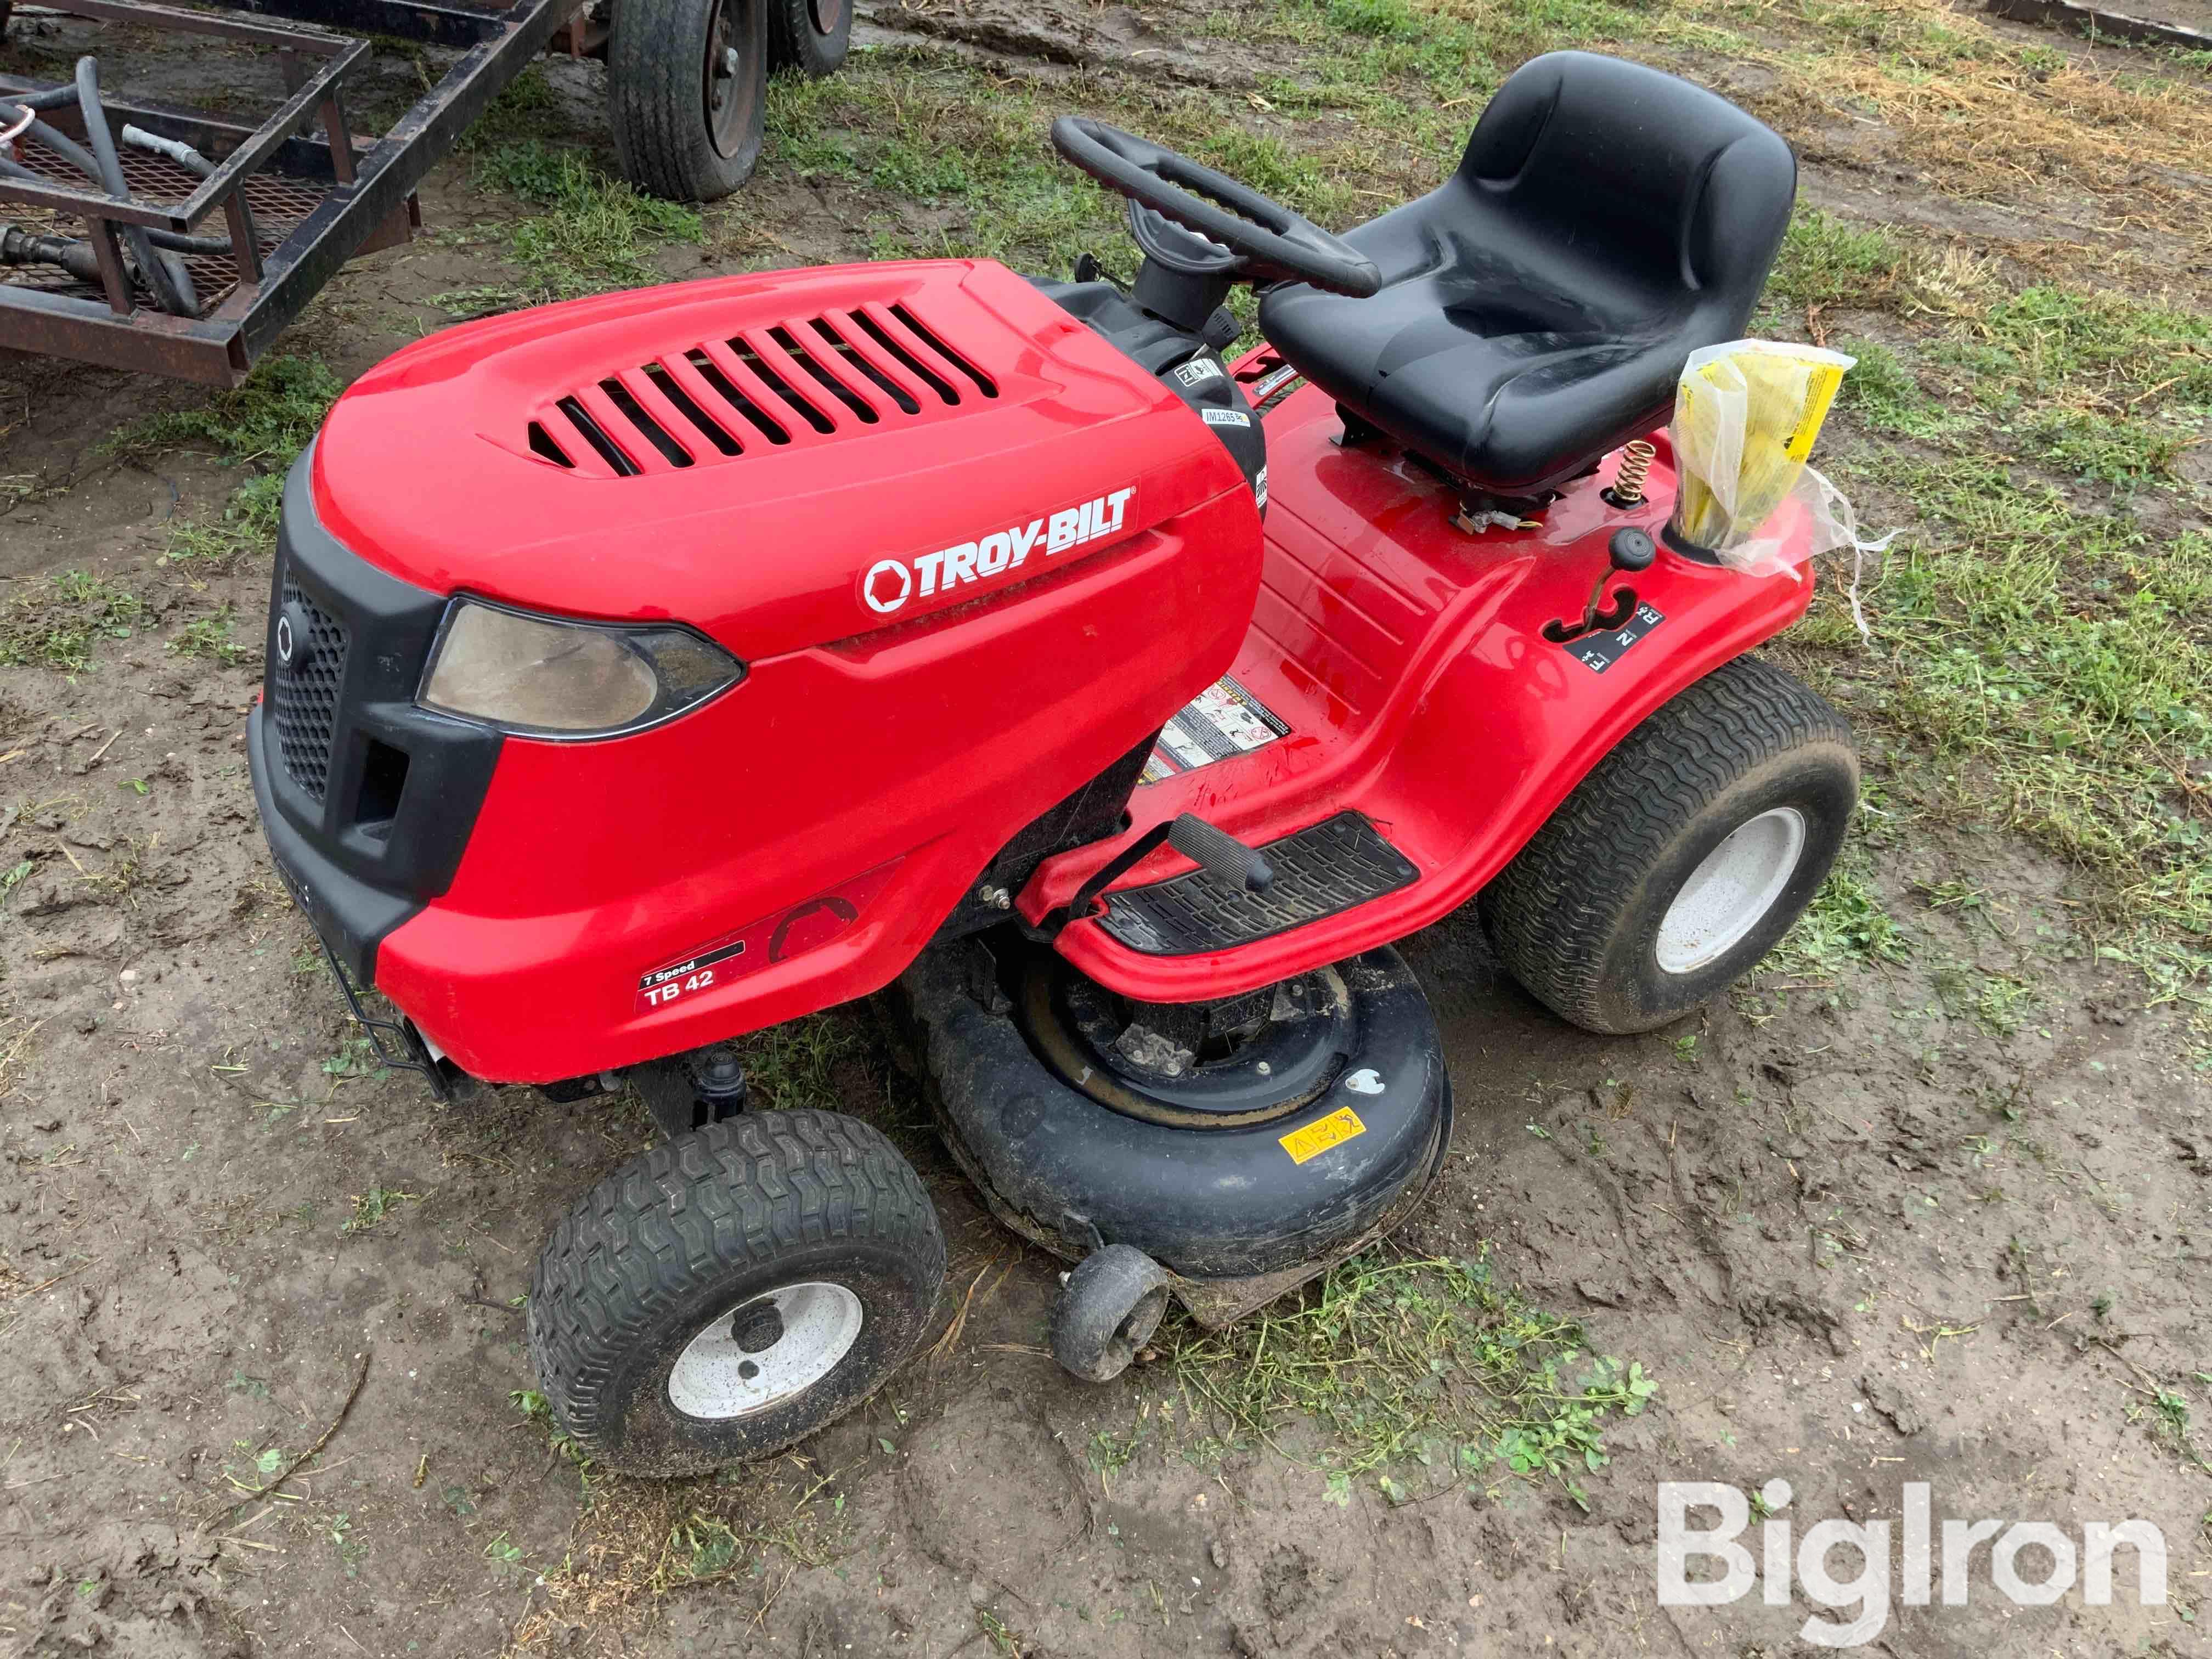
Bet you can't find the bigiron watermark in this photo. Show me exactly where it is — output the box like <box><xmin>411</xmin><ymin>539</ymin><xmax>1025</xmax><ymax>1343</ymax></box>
<box><xmin>1656</xmin><ymin>1480</ymin><xmax>2168</xmax><ymax>1648</ymax></box>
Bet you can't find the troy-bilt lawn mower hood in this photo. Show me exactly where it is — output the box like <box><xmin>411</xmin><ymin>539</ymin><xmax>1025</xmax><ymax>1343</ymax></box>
<box><xmin>309</xmin><ymin>259</ymin><xmax>1241</xmax><ymax>659</ymax></box>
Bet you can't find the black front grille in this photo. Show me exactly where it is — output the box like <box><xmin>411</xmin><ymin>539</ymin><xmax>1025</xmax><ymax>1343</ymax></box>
<box><xmin>269</xmin><ymin>578</ymin><xmax>349</xmax><ymax>800</ymax></box>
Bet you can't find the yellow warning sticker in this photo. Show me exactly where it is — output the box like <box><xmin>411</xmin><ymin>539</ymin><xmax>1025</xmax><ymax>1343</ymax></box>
<box><xmin>1279</xmin><ymin>1106</ymin><xmax>1368</xmax><ymax>1166</ymax></box>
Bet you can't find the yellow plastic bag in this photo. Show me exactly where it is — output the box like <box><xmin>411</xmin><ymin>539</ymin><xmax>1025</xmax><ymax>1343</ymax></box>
<box><xmin>1668</xmin><ymin>340</ymin><xmax>1852</xmax><ymax>563</ymax></box>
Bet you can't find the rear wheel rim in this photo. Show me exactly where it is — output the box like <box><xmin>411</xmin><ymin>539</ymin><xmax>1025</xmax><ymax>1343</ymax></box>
<box><xmin>702</xmin><ymin>0</ymin><xmax>758</xmax><ymax>159</ymax></box>
<box><xmin>667</xmin><ymin>1280</ymin><xmax>862</xmax><ymax>1418</ymax></box>
<box><xmin>1655</xmin><ymin>806</ymin><xmax>1807</xmax><ymax>975</ymax></box>
<box><xmin>808</xmin><ymin>0</ymin><xmax>843</xmax><ymax>35</ymax></box>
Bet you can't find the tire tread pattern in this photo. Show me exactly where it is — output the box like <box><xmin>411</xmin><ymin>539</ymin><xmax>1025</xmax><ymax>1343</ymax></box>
<box><xmin>606</xmin><ymin>0</ymin><xmax>759</xmax><ymax>202</ymax></box>
<box><xmin>1480</xmin><ymin>655</ymin><xmax>1853</xmax><ymax>1030</ymax></box>
<box><xmin>527</xmin><ymin>1109</ymin><xmax>941</xmax><ymax>1463</ymax></box>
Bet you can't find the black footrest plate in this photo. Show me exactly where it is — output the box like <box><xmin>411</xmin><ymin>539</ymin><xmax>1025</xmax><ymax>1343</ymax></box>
<box><xmin>1094</xmin><ymin>811</ymin><xmax>1418</xmax><ymax>956</ymax></box>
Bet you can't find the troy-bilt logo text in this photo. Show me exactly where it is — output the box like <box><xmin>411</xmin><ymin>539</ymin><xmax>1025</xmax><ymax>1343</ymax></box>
<box><xmin>861</xmin><ymin>487</ymin><xmax>1135</xmax><ymax>616</ymax></box>
<box><xmin>1658</xmin><ymin>1480</ymin><xmax>2167</xmax><ymax>1649</ymax></box>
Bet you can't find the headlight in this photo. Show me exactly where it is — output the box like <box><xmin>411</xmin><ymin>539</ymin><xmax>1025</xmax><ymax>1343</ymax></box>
<box><xmin>417</xmin><ymin>599</ymin><xmax>743</xmax><ymax>738</ymax></box>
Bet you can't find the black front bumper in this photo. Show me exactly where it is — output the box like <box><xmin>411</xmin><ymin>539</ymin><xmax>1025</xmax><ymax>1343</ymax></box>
<box><xmin>247</xmin><ymin>444</ymin><xmax>502</xmax><ymax>983</ymax></box>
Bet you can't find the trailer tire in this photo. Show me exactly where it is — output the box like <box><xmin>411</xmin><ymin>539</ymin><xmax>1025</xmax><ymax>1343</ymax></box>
<box><xmin>607</xmin><ymin>0</ymin><xmax>766</xmax><ymax>202</ymax></box>
<box><xmin>527</xmin><ymin>1110</ymin><xmax>944</xmax><ymax>1475</ymax></box>
<box><xmin>768</xmin><ymin>0</ymin><xmax>848</xmax><ymax>76</ymax></box>
<box><xmin>1479</xmin><ymin>655</ymin><xmax>1856</xmax><ymax>1035</ymax></box>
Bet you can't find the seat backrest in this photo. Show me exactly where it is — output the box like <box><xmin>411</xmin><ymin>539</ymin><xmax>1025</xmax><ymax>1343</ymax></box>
<box><xmin>1457</xmin><ymin>52</ymin><xmax>1796</xmax><ymax>324</ymax></box>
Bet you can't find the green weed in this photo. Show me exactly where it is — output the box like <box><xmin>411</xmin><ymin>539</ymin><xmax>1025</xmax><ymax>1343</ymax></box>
<box><xmin>167</xmin><ymin>607</ymin><xmax>254</xmax><ymax>667</ymax></box>
<box><xmin>447</xmin><ymin>142</ymin><xmax>703</xmax><ymax>309</ymax></box>
<box><xmin>111</xmin><ymin>356</ymin><xmax>340</xmax><ymax>467</ymax></box>
<box><xmin>341</xmin><ymin>1187</ymin><xmax>422</xmax><ymax>1234</ymax></box>
<box><xmin>1835</xmin><ymin>338</ymin><xmax>1962</xmax><ymax>440</ymax></box>
<box><xmin>734</xmin><ymin>1014</ymin><xmax>861</xmax><ymax>1111</ymax></box>
<box><xmin>1161</xmin><ymin>1251</ymin><xmax>1654</xmax><ymax>1502</ymax></box>
<box><xmin>1775</xmin><ymin>862</ymin><xmax>1910</xmax><ymax>978</ymax></box>
<box><xmin>323</xmin><ymin>1035</ymin><xmax>390</xmax><ymax>1082</ymax></box>
<box><xmin>0</xmin><ymin>571</ymin><xmax>145</xmax><ymax>672</ymax></box>
<box><xmin>1768</xmin><ymin>211</ymin><xmax>1912</xmax><ymax>311</ymax></box>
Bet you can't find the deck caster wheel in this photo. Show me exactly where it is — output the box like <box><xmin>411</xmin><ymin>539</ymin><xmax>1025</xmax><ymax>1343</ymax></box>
<box><xmin>607</xmin><ymin>0</ymin><xmax>766</xmax><ymax>201</ymax></box>
<box><xmin>768</xmin><ymin>0</ymin><xmax>847</xmax><ymax>76</ymax></box>
<box><xmin>1051</xmin><ymin>1245</ymin><xmax>1171</xmax><ymax>1383</ymax></box>
<box><xmin>526</xmin><ymin>1110</ymin><xmax>944</xmax><ymax>1475</ymax></box>
<box><xmin>1480</xmin><ymin>654</ymin><xmax>1857</xmax><ymax>1034</ymax></box>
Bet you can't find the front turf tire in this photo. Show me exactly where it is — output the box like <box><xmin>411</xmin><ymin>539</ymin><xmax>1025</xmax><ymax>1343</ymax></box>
<box><xmin>527</xmin><ymin>1110</ymin><xmax>944</xmax><ymax>1476</ymax></box>
<box><xmin>1480</xmin><ymin>655</ymin><xmax>1857</xmax><ymax>1035</ymax></box>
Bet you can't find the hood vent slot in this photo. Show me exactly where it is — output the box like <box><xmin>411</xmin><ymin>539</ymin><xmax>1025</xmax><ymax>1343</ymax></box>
<box><xmin>600</xmin><ymin>377</ymin><xmax>694</xmax><ymax>467</ymax></box>
<box><xmin>682</xmin><ymin>349</ymin><xmax>788</xmax><ymax>446</ymax></box>
<box><xmin>772</xmin><ymin>324</ymin><xmax>878</xmax><ymax>424</ymax></box>
<box><xmin>735</xmin><ymin>337</ymin><xmax>836</xmax><ymax>435</ymax></box>
<box><xmin>528</xmin><ymin>421</ymin><xmax>573</xmax><ymax>467</ymax></box>
<box><xmin>533</xmin><ymin>302</ymin><xmax>1001</xmax><ymax>477</ymax></box>
<box><xmin>890</xmin><ymin>302</ymin><xmax>997</xmax><ymax>399</ymax></box>
<box><xmin>555</xmin><ymin>395</ymin><xmax>641</xmax><ymax>476</ymax></box>
<box><xmin>644</xmin><ymin>363</ymin><xmax>742</xmax><ymax>455</ymax></box>
<box><xmin>851</xmin><ymin>309</ymin><xmax>956</xmax><ymax>405</ymax></box>
<box><xmin>814</xmin><ymin>317</ymin><xmax>919</xmax><ymax>414</ymax></box>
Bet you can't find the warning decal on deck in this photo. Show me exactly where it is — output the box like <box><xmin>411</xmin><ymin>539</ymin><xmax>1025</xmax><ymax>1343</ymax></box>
<box><xmin>1280</xmin><ymin>1105</ymin><xmax>1368</xmax><ymax>1165</ymax></box>
<box><xmin>1141</xmin><ymin>675</ymin><xmax>1289</xmax><ymax>783</ymax></box>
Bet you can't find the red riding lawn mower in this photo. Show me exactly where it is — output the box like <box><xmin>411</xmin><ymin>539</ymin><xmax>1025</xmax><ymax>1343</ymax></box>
<box><xmin>250</xmin><ymin>52</ymin><xmax>1867</xmax><ymax>1474</ymax></box>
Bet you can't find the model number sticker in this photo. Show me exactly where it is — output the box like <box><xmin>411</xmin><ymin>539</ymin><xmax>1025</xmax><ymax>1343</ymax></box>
<box><xmin>639</xmin><ymin>939</ymin><xmax>747</xmax><ymax>1007</ymax></box>
<box><xmin>631</xmin><ymin>862</ymin><xmax>906</xmax><ymax>1017</ymax></box>
<box><xmin>1279</xmin><ymin>1106</ymin><xmax>1367</xmax><ymax>1165</ymax></box>
<box><xmin>1565</xmin><ymin>604</ymin><xmax>1665</xmax><ymax>674</ymax></box>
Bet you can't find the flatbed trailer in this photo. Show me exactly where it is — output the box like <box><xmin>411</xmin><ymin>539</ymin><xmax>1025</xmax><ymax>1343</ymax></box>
<box><xmin>0</xmin><ymin>0</ymin><xmax>833</xmax><ymax>382</ymax></box>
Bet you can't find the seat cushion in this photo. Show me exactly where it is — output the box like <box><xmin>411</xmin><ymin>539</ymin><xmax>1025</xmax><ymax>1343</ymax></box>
<box><xmin>1257</xmin><ymin>52</ymin><xmax>1796</xmax><ymax>495</ymax></box>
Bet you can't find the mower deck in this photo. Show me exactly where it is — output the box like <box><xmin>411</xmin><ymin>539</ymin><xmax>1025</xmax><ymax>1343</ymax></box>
<box><xmin>1026</xmin><ymin>366</ymin><xmax>1818</xmax><ymax>1003</ymax></box>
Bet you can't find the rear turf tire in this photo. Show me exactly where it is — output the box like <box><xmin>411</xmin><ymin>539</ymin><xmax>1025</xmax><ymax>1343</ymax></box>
<box><xmin>527</xmin><ymin>1110</ymin><xmax>944</xmax><ymax>1475</ymax></box>
<box><xmin>1479</xmin><ymin>655</ymin><xmax>1857</xmax><ymax>1035</ymax></box>
<box><xmin>607</xmin><ymin>0</ymin><xmax>766</xmax><ymax>202</ymax></box>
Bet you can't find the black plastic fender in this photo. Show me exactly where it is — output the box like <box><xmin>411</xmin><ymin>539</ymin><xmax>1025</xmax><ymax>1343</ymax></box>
<box><xmin>901</xmin><ymin>942</ymin><xmax>1452</xmax><ymax>1279</ymax></box>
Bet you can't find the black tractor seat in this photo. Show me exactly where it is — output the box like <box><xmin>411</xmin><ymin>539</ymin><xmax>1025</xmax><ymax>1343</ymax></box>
<box><xmin>1257</xmin><ymin>52</ymin><xmax>1797</xmax><ymax>498</ymax></box>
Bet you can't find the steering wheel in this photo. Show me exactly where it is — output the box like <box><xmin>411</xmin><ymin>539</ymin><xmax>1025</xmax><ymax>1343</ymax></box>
<box><xmin>1049</xmin><ymin>116</ymin><xmax>1380</xmax><ymax>299</ymax></box>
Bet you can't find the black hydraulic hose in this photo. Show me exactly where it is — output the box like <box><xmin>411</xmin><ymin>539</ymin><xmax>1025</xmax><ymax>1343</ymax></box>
<box><xmin>0</xmin><ymin>153</ymin><xmax>231</xmax><ymax>254</ymax></box>
<box><xmin>16</xmin><ymin>112</ymin><xmax>109</xmax><ymax>189</ymax></box>
<box><xmin>8</xmin><ymin>84</ymin><xmax>82</xmax><ymax>112</ymax></box>
<box><xmin>71</xmin><ymin>55</ymin><xmax>193</xmax><ymax>315</ymax></box>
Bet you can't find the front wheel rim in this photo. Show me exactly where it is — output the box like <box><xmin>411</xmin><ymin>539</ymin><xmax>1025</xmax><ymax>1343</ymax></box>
<box><xmin>1654</xmin><ymin>806</ymin><xmax>1808</xmax><ymax>975</ymax></box>
<box><xmin>667</xmin><ymin>1280</ymin><xmax>862</xmax><ymax>1418</ymax></box>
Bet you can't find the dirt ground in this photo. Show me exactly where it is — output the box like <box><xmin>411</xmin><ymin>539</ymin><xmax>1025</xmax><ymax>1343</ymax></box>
<box><xmin>1</xmin><ymin>0</ymin><xmax>2209</xmax><ymax>1655</ymax></box>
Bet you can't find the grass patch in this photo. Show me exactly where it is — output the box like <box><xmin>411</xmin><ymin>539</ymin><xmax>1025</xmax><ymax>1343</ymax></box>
<box><xmin>111</xmin><ymin>355</ymin><xmax>340</xmax><ymax>468</ymax></box>
<box><xmin>1773</xmin><ymin>860</ymin><xmax>1912</xmax><ymax>980</ymax></box>
<box><xmin>107</xmin><ymin>356</ymin><xmax>341</xmax><ymax>573</ymax></box>
<box><xmin>167</xmin><ymin>606</ymin><xmax>255</xmax><ymax>668</ymax></box>
<box><xmin>1855</xmin><ymin>460</ymin><xmax>2209</xmax><ymax>937</ymax></box>
<box><xmin>734</xmin><ymin>1014</ymin><xmax>864</xmax><ymax>1110</ymax></box>
<box><xmin>1160</xmin><ymin>1251</ymin><xmax>1654</xmax><ymax>1506</ymax></box>
<box><xmin>340</xmin><ymin>1187</ymin><xmax>421</xmax><ymax>1234</ymax></box>
<box><xmin>0</xmin><ymin>571</ymin><xmax>146</xmax><ymax>672</ymax></box>
<box><xmin>444</xmin><ymin>142</ymin><xmax>703</xmax><ymax>311</ymax></box>
<box><xmin>1769</xmin><ymin>211</ymin><xmax>1913</xmax><ymax>312</ymax></box>
<box><xmin>1833</xmin><ymin>338</ymin><xmax>1963</xmax><ymax>441</ymax></box>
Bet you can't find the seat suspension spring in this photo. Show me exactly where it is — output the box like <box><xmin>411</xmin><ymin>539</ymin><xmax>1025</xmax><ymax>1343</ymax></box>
<box><xmin>1606</xmin><ymin>439</ymin><xmax>1656</xmax><ymax>507</ymax></box>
